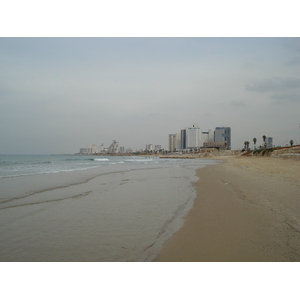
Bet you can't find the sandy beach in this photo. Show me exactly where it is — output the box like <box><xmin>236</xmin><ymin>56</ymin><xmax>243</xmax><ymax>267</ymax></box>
<box><xmin>154</xmin><ymin>156</ymin><xmax>300</xmax><ymax>262</ymax></box>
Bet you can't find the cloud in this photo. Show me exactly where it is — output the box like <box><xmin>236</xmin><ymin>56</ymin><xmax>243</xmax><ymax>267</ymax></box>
<box><xmin>285</xmin><ymin>57</ymin><xmax>300</xmax><ymax>66</ymax></box>
<box><xmin>245</xmin><ymin>77</ymin><xmax>300</xmax><ymax>92</ymax></box>
<box><xmin>283</xmin><ymin>38</ymin><xmax>300</xmax><ymax>53</ymax></box>
<box><xmin>230</xmin><ymin>100</ymin><xmax>247</xmax><ymax>107</ymax></box>
<box><xmin>271</xmin><ymin>93</ymin><xmax>300</xmax><ymax>104</ymax></box>
<box><xmin>201</xmin><ymin>112</ymin><xmax>215</xmax><ymax>117</ymax></box>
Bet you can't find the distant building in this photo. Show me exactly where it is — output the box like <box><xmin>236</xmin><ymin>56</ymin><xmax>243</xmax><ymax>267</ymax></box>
<box><xmin>169</xmin><ymin>134</ymin><xmax>176</xmax><ymax>152</ymax></box>
<box><xmin>108</xmin><ymin>140</ymin><xmax>119</xmax><ymax>153</ymax></box>
<box><xmin>202</xmin><ymin>129</ymin><xmax>214</xmax><ymax>143</ymax></box>
<box><xmin>80</xmin><ymin>147</ymin><xmax>92</xmax><ymax>155</ymax></box>
<box><xmin>145</xmin><ymin>144</ymin><xmax>153</xmax><ymax>152</ymax></box>
<box><xmin>214</xmin><ymin>127</ymin><xmax>231</xmax><ymax>150</ymax></box>
<box><xmin>169</xmin><ymin>133</ymin><xmax>181</xmax><ymax>152</ymax></box>
<box><xmin>203</xmin><ymin>141</ymin><xmax>227</xmax><ymax>150</ymax></box>
<box><xmin>99</xmin><ymin>143</ymin><xmax>105</xmax><ymax>153</ymax></box>
<box><xmin>179</xmin><ymin>125</ymin><xmax>213</xmax><ymax>151</ymax></box>
<box><xmin>119</xmin><ymin>146</ymin><xmax>125</xmax><ymax>153</ymax></box>
<box><xmin>267</xmin><ymin>137</ymin><xmax>273</xmax><ymax>148</ymax></box>
<box><xmin>175</xmin><ymin>125</ymin><xmax>230</xmax><ymax>151</ymax></box>
<box><xmin>154</xmin><ymin>145</ymin><xmax>162</xmax><ymax>151</ymax></box>
<box><xmin>180</xmin><ymin>129</ymin><xmax>187</xmax><ymax>150</ymax></box>
<box><xmin>175</xmin><ymin>133</ymin><xmax>181</xmax><ymax>151</ymax></box>
<box><xmin>186</xmin><ymin>124</ymin><xmax>202</xmax><ymax>149</ymax></box>
<box><xmin>91</xmin><ymin>144</ymin><xmax>97</xmax><ymax>154</ymax></box>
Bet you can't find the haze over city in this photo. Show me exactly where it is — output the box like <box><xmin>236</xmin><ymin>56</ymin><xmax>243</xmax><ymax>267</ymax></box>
<box><xmin>1</xmin><ymin>37</ymin><xmax>300</xmax><ymax>154</ymax></box>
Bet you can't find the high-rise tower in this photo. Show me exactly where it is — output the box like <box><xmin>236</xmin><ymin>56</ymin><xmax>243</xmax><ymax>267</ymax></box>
<box><xmin>214</xmin><ymin>127</ymin><xmax>231</xmax><ymax>149</ymax></box>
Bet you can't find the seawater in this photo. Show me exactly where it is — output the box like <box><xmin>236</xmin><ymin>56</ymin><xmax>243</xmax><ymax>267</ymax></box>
<box><xmin>0</xmin><ymin>154</ymin><xmax>116</xmax><ymax>178</ymax></box>
<box><xmin>0</xmin><ymin>154</ymin><xmax>218</xmax><ymax>261</ymax></box>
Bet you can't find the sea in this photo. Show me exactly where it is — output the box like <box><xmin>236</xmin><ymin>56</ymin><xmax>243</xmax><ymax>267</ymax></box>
<box><xmin>0</xmin><ymin>154</ymin><xmax>218</xmax><ymax>262</ymax></box>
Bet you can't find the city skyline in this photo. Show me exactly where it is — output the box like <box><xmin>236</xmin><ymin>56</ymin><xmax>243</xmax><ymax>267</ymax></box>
<box><xmin>1</xmin><ymin>37</ymin><xmax>300</xmax><ymax>154</ymax></box>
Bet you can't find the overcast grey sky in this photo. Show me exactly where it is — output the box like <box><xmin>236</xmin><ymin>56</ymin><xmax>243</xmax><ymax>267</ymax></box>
<box><xmin>1</xmin><ymin>37</ymin><xmax>300</xmax><ymax>154</ymax></box>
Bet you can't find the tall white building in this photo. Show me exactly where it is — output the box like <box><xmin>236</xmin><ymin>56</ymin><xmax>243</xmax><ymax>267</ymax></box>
<box><xmin>174</xmin><ymin>133</ymin><xmax>181</xmax><ymax>151</ymax></box>
<box><xmin>179</xmin><ymin>125</ymin><xmax>212</xmax><ymax>150</ymax></box>
<box><xmin>169</xmin><ymin>134</ymin><xmax>175</xmax><ymax>152</ymax></box>
<box><xmin>145</xmin><ymin>144</ymin><xmax>153</xmax><ymax>152</ymax></box>
<box><xmin>91</xmin><ymin>144</ymin><xmax>97</xmax><ymax>154</ymax></box>
<box><xmin>202</xmin><ymin>129</ymin><xmax>214</xmax><ymax>143</ymax></box>
<box><xmin>186</xmin><ymin>124</ymin><xmax>203</xmax><ymax>149</ymax></box>
<box><xmin>176</xmin><ymin>125</ymin><xmax>229</xmax><ymax>150</ymax></box>
<box><xmin>169</xmin><ymin>133</ymin><xmax>181</xmax><ymax>152</ymax></box>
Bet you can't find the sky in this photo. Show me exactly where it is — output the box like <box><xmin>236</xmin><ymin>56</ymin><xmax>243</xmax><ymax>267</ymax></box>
<box><xmin>1</xmin><ymin>37</ymin><xmax>300</xmax><ymax>154</ymax></box>
<box><xmin>1</xmin><ymin>1</ymin><xmax>299</xmax><ymax>296</ymax></box>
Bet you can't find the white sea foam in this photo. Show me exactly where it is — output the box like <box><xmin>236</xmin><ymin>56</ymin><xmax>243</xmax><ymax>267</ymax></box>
<box><xmin>93</xmin><ymin>158</ymin><xmax>109</xmax><ymax>161</ymax></box>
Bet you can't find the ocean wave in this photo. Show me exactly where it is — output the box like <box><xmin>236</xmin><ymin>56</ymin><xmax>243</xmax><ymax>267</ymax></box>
<box><xmin>0</xmin><ymin>160</ymin><xmax>54</xmax><ymax>166</ymax></box>
<box><xmin>93</xmin><ymin>158</ymin><xmax>109</xmax><ymax>161</ymax></box>
<box><xmin>0</xmin><ymin>165</ymin><xmax>101</xmax><ymax>179</ymax></box>
<box><xmin>124</xmin><ymin>159</ymin><xmax>154</xmax><ymax>162</ymax></box>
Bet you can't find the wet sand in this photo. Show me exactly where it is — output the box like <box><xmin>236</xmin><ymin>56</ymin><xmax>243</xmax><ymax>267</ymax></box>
<box><xmin>154</xmin><ymin>156</ymin><xmax>300</xmax><ymax>261</ymax></box>
<box><xmin>1</xmin><ymin>158</ymin><xmax>216</xmax><ymax>262</ymax></box>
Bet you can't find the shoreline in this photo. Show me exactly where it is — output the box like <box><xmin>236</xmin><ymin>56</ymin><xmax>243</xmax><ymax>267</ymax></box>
<box><xmin>153</xmin><ymin>156</ymin><xmax>300</xmax><ymax>262</ymax></box>
<box><xmin>1</xmin><ymin>156</ymin><xmax>215</xmax><ymax>262</ymax></box>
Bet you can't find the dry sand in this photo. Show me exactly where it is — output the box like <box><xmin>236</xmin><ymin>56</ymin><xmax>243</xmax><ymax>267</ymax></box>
<box><xmin>154</xmin><ymin>156</ymin><xmax>300</xmax><ymax>262</ymax></box>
